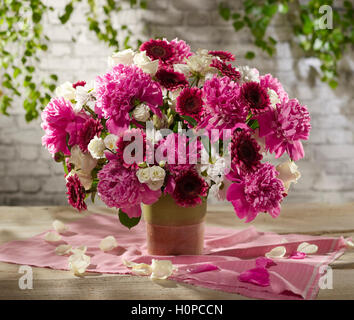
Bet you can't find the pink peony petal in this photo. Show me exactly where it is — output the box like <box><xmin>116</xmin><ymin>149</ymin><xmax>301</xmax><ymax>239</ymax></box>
<box><xmin>238</xmin><ymin>267</ymin><xmax>270</xmax><ymax>287</ymax></box>
<box><xmin>255</xmin><ymin>257</ymin><xmax>277</xmax><ymax>268</ymax></box>
<box><xmin>187</xmin><ymin>264</ymin><xmax>220</xmax><ymax>274</ymax></box>
<box><xmin>289</xmin><ymin>251</ymin><xmax>306</xmax><ymax>259</ymax></box>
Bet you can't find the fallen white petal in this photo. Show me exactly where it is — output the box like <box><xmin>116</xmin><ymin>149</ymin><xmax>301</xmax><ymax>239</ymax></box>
<box><xmin>265</xmin><ymin>246</ymin><xmax>286</xmax><ymax>259</ymax></box>
<box><xmin>55</xmin><ymin>244</ymin><xmax>72</xmax><ymax>256</ymax></box>
<box><xmin>346</xmin><ymin>240</ymin><xmax>354</xmax><ymax>248</ymax></box>
<box><xmin>150</xmin><ymin>259</ymin><xmax>174</xmax><ymax>280</ymax></box>
<box><xmin>52</xmin><ymin>220</ymin><xmax>68</xmax><ymax>234</ymax></box>
<box><xmin>68</xmin><ymin>252</ymin><xmax>91</xmax><ymax>276</ymax></box>
<box><xmin>99</xmin><ymin>236</ymin><xmax>118</xmax><ymax>252</ymax></box>
<box><xmin>71</xmin><ymin>246</ymin><xmax>87</xmax><ymax>255</ymax></box>
<box><xmin>297</xmin><ymin>242</ymin><xmax>318</xmax><ymax>254</ymax></box>
<box><xmin>131</xmin><ymin>263</ymin><xmax>152</xmax><ymax>276</ymax></box>
<box><xmin>44</xmin><ymin>231</ymin><xmax>62</xmax><ymax>242</ymax></box>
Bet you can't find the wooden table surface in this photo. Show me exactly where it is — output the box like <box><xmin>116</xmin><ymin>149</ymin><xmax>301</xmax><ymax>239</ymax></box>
<box><xmin>0</xmin><ymin>203</ymin><xmax>353</xmax><ymax>300</ymax></box>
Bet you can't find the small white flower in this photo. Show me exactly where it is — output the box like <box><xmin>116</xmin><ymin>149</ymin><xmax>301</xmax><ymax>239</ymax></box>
<box><xmin>99</xmin><ymin>236</ymin><xmax>118</xmax><ymax>252</ymax></box>
<box><xmin>147</xmin><ymin>180</ymin><xmax>164</xmax><ymax>191</ymax></box>
<box><xmin>108</xmin><ymin>49</ymin><xmax>135</xmax><ymax>67</ymax></box>
<box><xmin>132</xmin><ymin>103</ymin><xmax>151</xmax><ymax>122</ymax></box>
<box><xmin>88</xmin><ymin>136</ymin><xmax>106</xmax><ymax>159</ymax></box>
<box><xmin>136</xmin><ymin>167</ymin><xmax>151</xmax><ymax>183</ymax></box>
<box><xmin>104</xmin><ymin>134</ymin><xmax>118</xmax><ymax>150</ymax></box>
<box><xmin>276</xmin><ymin>160</ymin><xmax>301</xmax><ymax>193</ymax></box>
<box><xmin>265</xmin><ymin>246</ymin><xmax>287</xmax><ymax>259</ymax></box>
<box><xmin>68</xmin><ymin>252</ymin><xmax>91</xmax><ymax>276</ymax></box>
<box><xmin>74</xmin><ymin>82</ymin><xmax>95</xmax><ymax>112</ymax></box>
<box><xmin>133</xmin><ymin>51</ymin><xmax>159</xmax><ymax>76</ymax></box>
<box><xmin>150</xmin><ymin>166</ymin><xmax>165</xmax><ymax>182</ymax></box>
<box><xmin>44</xmin><ymin>231</ymin><xmax>62</xmax><ymax>242</ymax></box>
<box><xmin>55</xmin><ymin>244</ymin><xmax>72</xmax><ymax>256</ymax></box>
<box><xmin>297</xmin><ymin>242</ymin><xmax>318</xmax><ymax>254</ymax></box>
<box><xmin>150</xmin><ymin>259</ymin><xmax>175</xmax><ymax>280</ymax></box>
<box><xmin>184</xmin><ymin>49</ymin><xmax>217</xmax><ymax>76</ymax></box>
<box><xmin>55</xmin><ymin>81</ymin><xmax>76</xmax><ymax>101</ymax></box>
<box><xmin>52</xmin><ymin>220</ymin><xmax>68</xmax><ymax>234</ymax></box>
<box><xmin>237</xmin><ymin>65</ymin><xmax>260</xmax><ymax>83</ymax></box>
<box><xmin>268</xmin><ymin>89</ymin><xmax>280</xmax><ymax>109</ymax></box>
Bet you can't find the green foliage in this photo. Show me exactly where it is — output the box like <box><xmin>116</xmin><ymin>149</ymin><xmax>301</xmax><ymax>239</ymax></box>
<box><xmin>118</xmin><ymin>209</ymin><xmax>141</xmax><ymax>229</ymax></box>
<box><xmin>218</xmin><ymin>0</ymin><xmax>354</xmax><ymax>88</ymax></box>
<box><xmin>0</xmin><ymin>0</ymin><xmax>146</xmax><ymax>121</ymax></box>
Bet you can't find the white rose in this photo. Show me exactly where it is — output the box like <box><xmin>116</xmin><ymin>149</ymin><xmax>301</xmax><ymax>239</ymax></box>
<box><xmin>185</xmin><ymin>49</ymin><xmax>216</xmax><ymax>76</ymax></box>
<box><xmin>276</xmin><ymin>160</ymin><xmax>301</xmax><ymax>193</ymax></box>
<box><xmin>88</xmin><ymin>136</ymin><xmax>106</xmax><ymax>159</ymax></box>
<box><xmin>55</xmin><ymin>81</ymin><xmax>76</xmax><ymax>101</ymax></box>
<box><xmin>149</xmin><ymin>166</ymin><xmax>165</xmax><ymax>182</ymax></box>
<box><xmin>132</xmin><ymin>103</ymin><xmax>151</xmax><ymax>122</ymax></box>
<box><xmin>108</xmin><ymin>49</ymin><xmax>135</xmax><ymax>68</ymax></box>
<box><xmin>147</xmin><ymin>180</ymin><xmax>164</xmax><ymax>191</ymax></box>
<box><xmin>133</xmin><ymin>51</ymin><xmax>159</xmax><ymax>75</ymax></box>
<box><xmin>237</xmin><ymin>65</ymin><xmax>260</xmax><ymax>83</ymax></box>
<box><xmin>104</xmin><ymin>134</ymin><xmax>118</xmax><ymax>150</ymax></box>
<box><xmin>136</xmin><ymin>167</ymin><xmax>151</xmax><ymax>183</ymax></box>
<box><xmin>268</xmin><ymin>88</ymin><xmax>280</xmax><ymax>109</ymax></box>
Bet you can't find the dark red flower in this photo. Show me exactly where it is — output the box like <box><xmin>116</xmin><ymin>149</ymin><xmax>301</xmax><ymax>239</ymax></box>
<box><xmin>211</xmin><ymin>59</ymin><xmax>240</xmax><ymax>81</ymax></box>
<box><xmin>155</xmin><ymin>68</ymin><xmax>188</xmax><ymax>91</ymax></box>
<box><xmin>172</xmin><ymin>169</ymin><xmax>208</xmax><ymax>207</ymax></box>
<box><xmin>66</xmin><ymin>174</ymin><xmax>87</xmax><ymax>212</ymax></box>
<box><xmin>140</xmin><ymin>39</ymin><xmax>175</xmax><ymax>63</ymax></box>
<box><xmin>176</xmin><ymin>87</ymin><xmax>204</xmax><ymax>121</ymax></box>
<box><xmin>241</xmin><ymin>81</ymin><xmax>271</xmax><ymax>115</ymax></box>
<box><xmin>231</xmin><ymin>129</ymin><xmax>263</xmax><ymax>173</ymax></box>
<box><xmin>78</xmin><ymin>118</ymin><xmax>103</xmax><ymax>152</ymax></box>
<box><xmin>72</xmin><ymin>81</ymin><xmax>86</xmax><ymax>89</ymax></box>
<box><xmin>208</xmin><ymin>50</ymin><xmax>235</xmax><ymax>62</ymax></box>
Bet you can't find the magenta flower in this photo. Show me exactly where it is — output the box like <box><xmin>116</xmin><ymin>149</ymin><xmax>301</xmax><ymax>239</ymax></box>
<box><xmin>200</xmin><ymin>76</ymin><xmax>249</xmax><ymax>132</ymax></box>
<box><xmin>41</xmin><ymin>97</ymin><xmax>88</xmax><ymax>155</ymax></box>
<box><xmin>140</xmin><ymin>39</ymin><xmax>175</xmax><ymax>63</ymax></box>
<box><xmin>260</xmin><ymin>74</ymin><xmax>289</xmax><ymax>103</ymax></box>
<box><xmin>168</xmin><ymin>38</ymin><xmax>192</xmax><ymax>64</ymax></box>
<box><xmin>208</xmin><ymin>50</ymin><xmax>235</xmax><ymax>62</ymax></box>
<box><xmin>155</xmin><ymin>68</ymin><xmax>188</xmax><ymax>91</ymax></box>
<box><xmin>257</xmin><ymin>98</ymin><xmax>311</xmax><ymax>161</ymax></box>
<box><xmin>66</xmin><ymin>174</ymin><xmax>87</xmax><ymax>212</ymax></box>
<box><xmin>78</xmin><ymin>118</ymin><xmax>103</xmax><ymax>152</ymax></box>
<box><xmin>176</xmin><ymin>87</ymin><xmax>204</xmax><ymax>121</ymax></box>
<box><xmin>226</xmin><ymin>163</ymin><xmax>285</xmax><ymax>222</ymax></box>
<box><xmin>241</xmin><ymin>81</ymin><xmax>270</xmax><ymax>115</ymax></box>
<box><xmin>210</xmin><ymin>59</ymin><xmax>240</xmax><ymax>81</ymax></box>
<box><xmin>97</xmin><ymin>153</ymin><xmax>161</xmax><ymax>218</ymax></box>
<box><xmin>95</xmin><ymin>64</ymin><xmax>163</xmax><ymax>135</ymax></box>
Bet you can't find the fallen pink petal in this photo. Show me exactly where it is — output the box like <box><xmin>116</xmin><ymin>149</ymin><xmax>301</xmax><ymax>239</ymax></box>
<box><xmin>187</xmin><ymin>264</ymin><xmax>220</xmax><ymax>274</ymax></box>
<box><xmin>238</xmin><ymin>267</ymin><xmax>270</xmax><ymax>287</ymax></box>
<box><xmin>289</xmin><ymin>251</ymin><xmax>307</xmax><ymax>259</ymax></box>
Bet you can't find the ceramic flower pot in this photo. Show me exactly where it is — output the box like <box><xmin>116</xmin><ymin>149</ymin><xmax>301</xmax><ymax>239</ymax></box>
<box><xmin>143</xmin><ymin>194</ymin><xmax>207</xmax><ymax>255</ymax></box>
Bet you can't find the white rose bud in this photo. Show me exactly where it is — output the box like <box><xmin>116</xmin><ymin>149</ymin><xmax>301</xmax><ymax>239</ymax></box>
<box><xmin>88</xmin><ymin>136</ymin><xmax>106</xmax><ymax>159</ymax></box>
<box><xmin>132</xmin><ymin>103</ymin><xmax>151</xmax><ymax>122</ymax></box>
<box><xmin>104</xmin><ymin>134</ymin><xmax>118</xmax><ymax>150</ymax></box>
<box><xmin>133</xmin><ymin>51</ymin><xmax>159</xmax><ymax>76</ymax></box>
<box><xmin>55</xmin><ymin>81</ymin><xmax>76</xmax><ymax>101</ymax></box>
<box><xmin>136</xmin><ymin>167</ymin><xmax>151</xmax><ymax>183</ymax></box>
<box><xmin>150</xmin><ymin>166</ymin><xmax>166</xmax><ymax>182</ymax></box>
<box><xmin>108</xmin><ymin>49</ymin><xmax>135</xmax><ymax>68</ymax></box>
<box><xmin>276</xmin><ymin>160</ymin><xmax>301</xmax><ymax>193</ymax></box>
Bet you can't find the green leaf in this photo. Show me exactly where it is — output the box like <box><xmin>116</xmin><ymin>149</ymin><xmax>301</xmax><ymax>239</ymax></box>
<box><xmin>218</xmin><ymin>3</ymin><xmax>231</xmax><ymax>21</ymax></box>
<box><xmin>245</xmin><ymin>51</ymin><xmax>255</xmax><ymax>59</ymax></box>
<box><xmin>278</xmin><ymin>3</ymin><xmax>289</xmax><ymax>14</ymax></box>
<box><xmin>233</xmin><ymin>20</ymin><xmax>244</xmax><ymax>31</ymax></box>
<box><xmin>181</xmin><ymin>115</ymin><xmax>197</xmax><ymax>127</ymax></box>
<box><xmin>118</xmin><ymin>209</ymin><xmax>141</xmax><ymax>229</ymax></box>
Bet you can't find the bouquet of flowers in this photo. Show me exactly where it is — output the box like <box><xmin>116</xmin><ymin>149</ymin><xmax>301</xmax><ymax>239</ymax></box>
<box><xmin>41</xmin><ymin>38</ymin><xmax>311</xmax><ymax>228</ymax></box>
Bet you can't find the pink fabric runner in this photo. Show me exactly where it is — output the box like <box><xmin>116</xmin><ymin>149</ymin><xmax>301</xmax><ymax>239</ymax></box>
<box><xmin>0</xmin><ymin>213</ymin><xmax>349</xmax><ymax>300</ymax></box>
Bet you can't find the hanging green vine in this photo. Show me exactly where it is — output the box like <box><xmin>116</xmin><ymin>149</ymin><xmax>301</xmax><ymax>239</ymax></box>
<box><xmin>218</xmin><ymin>0</ymin><xmax>354</xmax><ymax>88</ymax></box>
<box><xmin>0</xmin><ymin>0</ymin><xmax>146</xmax><ymax>121</ymax></box>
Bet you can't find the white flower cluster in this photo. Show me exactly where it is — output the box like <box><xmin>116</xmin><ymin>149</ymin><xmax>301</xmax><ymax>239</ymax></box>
<box><xmin>87</xmin><ymin>134</ymin><xmax>118</xmax><ymax>160</ymax></box>
<box><xmin>136</xmin><ymin>165</ymin><xmax>166</xmax><ymax>191</ymax></box>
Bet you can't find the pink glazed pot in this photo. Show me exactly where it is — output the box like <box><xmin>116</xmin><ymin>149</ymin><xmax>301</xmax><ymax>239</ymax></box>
<box><xmin>143</xmin><ymin>195</ymin><xmax>207</xmax><ymax>255</ymax></box>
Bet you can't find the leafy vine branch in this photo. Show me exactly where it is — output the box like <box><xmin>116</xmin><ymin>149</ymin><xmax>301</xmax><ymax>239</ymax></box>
<box><xmin>218</xmin><ymin>0</ymin><xmax>354</xmax><ymax>89</ymax></box>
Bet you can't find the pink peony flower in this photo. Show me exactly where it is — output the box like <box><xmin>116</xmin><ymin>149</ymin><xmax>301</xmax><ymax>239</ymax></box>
<box><xmin>208</xmin><ymin>50</ymin><xmax>235</xmax><ymax>62</ymax></box>
<box><xmin>200</xmin><ymin>75</ymin><xmax>249</xmax><ymax>133</ymax></box>
<box><xmin>171</xmin><ymin>169</ymin><xmax>208</xmax><ymax>207</ymax></box>
<box><xmin>230</xmin><ymin>129</ymin><xmax>263</xmax><ymax>173</ymax></box>
<box><xmin>66</xmin><ymin>174</ymin><xmax>87</xmax><ymax>212</ymax></box>
<box><xmin>260</xmin><ymin>74</ymin><xmax>289</xmax><ymax>103</ymax></box>
<box><xmin>175</xmin><ymin>87</ymin><xmax>204</xmax><ymax>121</ymax></box>
<box><xmin>41</xmin><ymin>97</ymin><xmax>88</xmax><ymax>155</ymax></box>
<box><xmin>155</xmin><ymin>68</ymin><xmax>188</xmax><ymax>91</ymax></box>
<box><xmin>78</xmin><ymin>118</ymin><xmax>103</xmax><ymax>152</ymax></box>
<box><xmin>241</xmin><ymin>81</ymin><xmax>270</xmax><ymax>115</ymax></box>
<box><xmin>97</xmin><ymin>153</ymin><xmax>161</xmax><ymax>217</ymax></box>
<box><xmin>168</xmin><ymin>38</ymin><xmax>192</xmax><ymax>64</ymax></box>
<box><xmin>95</xmin><ymin>64</ymin><xmax>163</xmax><ymax>135</ymax></box>
<box><xmin>210</xmin><ymin>59</ymin><xmax>240</xmax><ymax>81</ymax></box>
<box><xmin>257</xmin><ymin>98</ymin><xmax>311</xmax><ymax>161</ymax></box>
<box><xmin>226</xmin><ymin>163</ymin><xmax>285</xmax><ymax>222</ymax></box>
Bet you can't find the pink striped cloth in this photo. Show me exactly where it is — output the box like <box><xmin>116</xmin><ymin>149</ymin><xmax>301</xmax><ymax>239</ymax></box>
<box><xmin>0</xmin><ymin>213</ymin><xmax>349</xmax><ymax>300</ymax></box>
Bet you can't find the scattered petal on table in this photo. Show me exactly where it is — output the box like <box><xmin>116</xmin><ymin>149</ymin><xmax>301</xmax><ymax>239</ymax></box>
<box><xmin>150</xmin><ymin>259</ymin><xmax>175</xmax><ymax>280</ymax></box>
<box><xmin>44</xmin><ymin>231</ymin><xmax>61</xmax><ymax>242</ymax></box>
<box><xmin>265</xmin><ymin>246</ymin><xmax>286</xmax><ymax>259</ymax></box>
<box><xmin>297</xmin><ymin>242</ymin><xmax>318</xmax><ymax>254</ymax></box>
<box><xmin>68</xmin><ymin>252</ymin><xmax>91</xmax><ymax>276</ymax></box>
<box><xmin>99</xmin><ymin>236</ymin><xmax>118</xmax><ymax>252</ymax></box>
<box><xmin>187</xmin><ymin>264</ymin><xmax>220</xmax><ymax>274</ymax></box>
<box><xmin>55</xmin><ymin>244</ymin><xmax>72</xmax><ymax>256</ymax></box>
<box><xmin>71</xmin><ymin>246</ymin><xmax>87</xmax><ymax>255</ymax></box>
<box><xmin>52</xmin><ymin>220</ymin><xmax>68</xmax><ymax>234</ymax></box>
<box><xmin>345</xmin><ymin>240</ymin><xmax>354</xmax><ymax>248</ymax></box>
<box><xmin>131</xmin><ymin>263</ymin><xmax>152</xmax><ymax>276</ymax></box>
<box><xmin>289</xmin><ymin>251</ymin><xmax>306</xmax><ymax>259</ymax></box>
<box><xmin>256</xmin><ymin>257</ymin><xmax>277</xmax><ymax>268</ymax></box>
<box><xmin>238</xmin><ymin>267</ymin><xmax>270</xmax><ymax>287</ymax></box>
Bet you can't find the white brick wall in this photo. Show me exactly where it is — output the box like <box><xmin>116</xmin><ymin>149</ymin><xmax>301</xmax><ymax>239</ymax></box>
<box><xmin>0</xmin><ymin>0</ymin><xmax>353</xmax><ymax>206</ymax></box>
